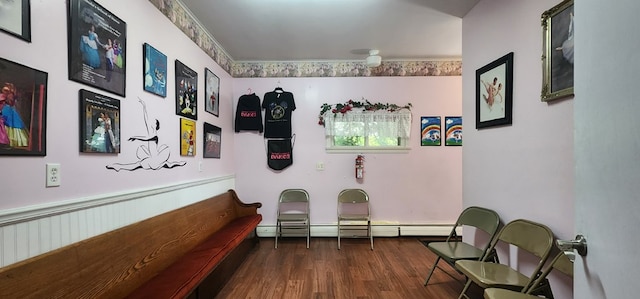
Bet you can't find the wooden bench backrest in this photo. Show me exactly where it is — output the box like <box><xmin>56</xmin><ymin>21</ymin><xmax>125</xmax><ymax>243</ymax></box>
<box><xmin>0</xmin><ymin>189</ymin><xmax>260</xmax><ymax>299</ymax></box>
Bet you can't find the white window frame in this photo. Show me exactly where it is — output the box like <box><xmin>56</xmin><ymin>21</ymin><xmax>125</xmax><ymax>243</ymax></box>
<box><xmin>323</xmin><ymin>109</ymin><xmax>412</xmax><ymax>153</ymax></box>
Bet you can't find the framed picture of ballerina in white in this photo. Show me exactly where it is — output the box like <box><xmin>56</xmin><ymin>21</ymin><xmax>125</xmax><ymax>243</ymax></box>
<box><xmin>541</xmin><ymin>0</ymin><xmax>574</xmax><ymax>102</ymax></box>
<box><xmin>0</xmin><ymin>0</ymin><xmax>31</xmax><ymax>42</ymax></box>
<box><xmin>204</xmin><ymin>68</ymin><xmax>219</xmax><ymax>117</ymax></box>
<box><xmin>68</xmin><ymin>0</ymin><xmax>127</xmax><ymax>97</ymax></box>
<box><xmin>79</xmin><ymin>89</ymin><xmax>120</xmax><ymax>153</ymax></box>
<box><xmin>476</xmin><ymin>52</ymin><xmax>513</xmax><ymax>129</ymax></box>
<box><xmin>0</xmin><ymin>57</ymin><xmax>47</xmax><ymax>156</ymax></box>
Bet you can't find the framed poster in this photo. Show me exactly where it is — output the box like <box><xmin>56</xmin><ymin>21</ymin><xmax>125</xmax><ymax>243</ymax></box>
<box><xmin>79</xmin><ymin>89</ymin><xmax>120</xmax><ymax>153</ymax></box>
<box><xmin>175</xmin><ymin>60</ymin><xmax>197</xmax><ymax>120</ymax></box>
<box><xmin>476</xmin><ymin>52</ymin><xmax>513</xmax><ymax>129</ymax></box>
<box><xmin>444</xmin><ymin>116</ymin><xmax>462</xmax><ymax>146</ymax></box>
<box><xmin>0</xmin><ymin>57</ymin><xmax>47</xmax><ymax>156</ymax></box>
<box><xmin>143</xmin><ymin>43</ymin><xmax>167</xmax><ymax>97</ymax></box>
<box><xmin>0</xmin><ymin>0</ymin><xmax>31</xmax><ymax>42</ymax></box>
<box><xmin>541</xmin><ymin>0</ymin><xmax>574</xmax><ymax>101</ymax></box>
<box><xmin>67</xmin><ymin>0</ymin><xmax>127</xmax><ymax>97</ymax></box>
<box><xmin>420</xmin><ymin>116</ymin><xmax>441</xmax><ymax>146</ymax></box>
<box><xmin>205</xmin><ymin>68</ymin><xmax>219</xmax><ymax>117</ymax></box>
<box><xmin>203</xmin><ymin>122</ymin><xmax>221</xmax><ymax>158</ymax></box>
<box><xmin>180</xmin><ymin>118</ymin><xmax>196</xmax><ymax>156</ymax></box>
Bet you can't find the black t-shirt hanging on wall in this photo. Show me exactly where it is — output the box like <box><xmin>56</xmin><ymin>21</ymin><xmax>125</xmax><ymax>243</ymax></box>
<box><xmin>262</xmin><ymin>88</ymin><xmax>295</xmax><ymax>138</ymax></box>
<box><xmin>235</xmin><ymin>93</ymin><xmax>263</xmax><ymax>132</ymax></box>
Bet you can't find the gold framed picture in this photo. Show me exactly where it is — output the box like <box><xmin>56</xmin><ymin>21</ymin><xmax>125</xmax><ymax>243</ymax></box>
<box><xmin>541</xmin><ymin>0</ymin><xmax>574</xmax><ymax>102</ymax></box>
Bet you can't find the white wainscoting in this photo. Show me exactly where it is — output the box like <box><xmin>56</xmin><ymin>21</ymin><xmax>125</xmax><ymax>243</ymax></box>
<box><xmin>0</xmin><ymin>176</ymin><xmax>235</xmax><ymax>268</ymax></box>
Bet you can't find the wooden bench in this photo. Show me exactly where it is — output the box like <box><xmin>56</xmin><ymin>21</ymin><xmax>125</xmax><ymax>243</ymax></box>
<box><xmin>0</xmin><ymin>189</ymin><xmax>262</xmax><ymax>298</ymax></box>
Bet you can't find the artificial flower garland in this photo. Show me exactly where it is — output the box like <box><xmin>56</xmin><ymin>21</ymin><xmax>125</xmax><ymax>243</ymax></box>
<box><xmin>318</xmin><ymin>98</ymin><xmax>412</xmax><ymax>126</ymax></box>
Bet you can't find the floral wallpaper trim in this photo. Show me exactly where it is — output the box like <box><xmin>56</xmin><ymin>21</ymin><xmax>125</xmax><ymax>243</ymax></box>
<box><xmin>149</xmin><ymin>0</ymin><xmax>462</xmax><ymax>78</ymax></box>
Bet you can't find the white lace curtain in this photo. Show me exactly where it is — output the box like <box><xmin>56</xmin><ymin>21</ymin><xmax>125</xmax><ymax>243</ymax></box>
<box><xmin>323</xmin><ymin>109</ymin><xmax>412</xmax><ymax>139</ymax></box>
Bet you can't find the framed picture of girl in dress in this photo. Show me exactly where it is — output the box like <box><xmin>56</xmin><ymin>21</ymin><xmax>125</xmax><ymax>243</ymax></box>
<box><xmin>476</xmin><ymin>52</ymin><xmax>513</xmax><ymax>129</ymax></box>
<box><xmin>79</xmin><ymin>89</ymin><xmax>120</xmax><ymax>153</ymax></box>
<box><xmin>0</xmin><ymin>57</ymin><xmax>47</xmax><ymax>156</ymax></box>
<box><xmin>205</xmin><ymin>68</ymin><xmax>219</xmax><ymax>117</ymax></box>
<box><xmin>203</xmin><ymin>122</ymin><xmax>221</xmax><ymax>158</ymax></box>
<box><xmin>175</xmin><ymin>60</ymin><xmax>197</xmax><ymax>120</ymax></box>
<box><xmin>0</xmin><ymin>0</ymin><xmax>31</xmax><ymax>42</ymax></box>
<box><xmin>68</xmin><ymin>0</ymin><xmax>126</xmax><ymax>97</ymax></box>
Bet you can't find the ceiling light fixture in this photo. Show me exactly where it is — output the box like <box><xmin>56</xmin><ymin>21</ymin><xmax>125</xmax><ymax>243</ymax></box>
<box><xmin>366</xmin><ymin>49</ymin><xmax>382</xmax><ymax>67</ymax></box>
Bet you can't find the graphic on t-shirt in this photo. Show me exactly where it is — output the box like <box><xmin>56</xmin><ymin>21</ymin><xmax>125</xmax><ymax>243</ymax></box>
<box><xmin>269</xmin><ymin>101</ymin><xmax>288</xmax><ymax>120</ymax></box>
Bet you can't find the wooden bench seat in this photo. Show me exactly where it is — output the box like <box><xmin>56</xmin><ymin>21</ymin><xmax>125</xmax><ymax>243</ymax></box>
<box><xmin>0</xmin><ymin>189</ymin><xmax>262</xmax><ymax>299</ymax></box>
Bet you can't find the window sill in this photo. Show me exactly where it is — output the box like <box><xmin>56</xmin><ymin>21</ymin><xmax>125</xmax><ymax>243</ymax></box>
<box><xmin>325</xmin><ymin>147</ymin><xmax>411</xmax><ymax>154</ymax></box>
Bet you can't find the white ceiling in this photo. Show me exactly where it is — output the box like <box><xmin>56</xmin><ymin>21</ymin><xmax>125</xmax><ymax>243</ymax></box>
<box><xmin>180</xmin><ymin>0</ymin><xmax>479</xmax><ymax>62</ymax></box>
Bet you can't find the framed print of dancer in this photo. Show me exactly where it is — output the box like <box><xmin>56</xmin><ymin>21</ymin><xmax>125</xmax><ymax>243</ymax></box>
<box><xmin>68</xmin><ymin>0</ymin><xmax>127</xmax><ymax>97</ymax></box>
<box><xmin>106</xmin><ymin>98</ymin><xmax>185</xmax><ymax>171</ymax></box>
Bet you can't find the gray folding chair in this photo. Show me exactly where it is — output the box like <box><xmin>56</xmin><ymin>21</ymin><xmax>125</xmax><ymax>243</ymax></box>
<box><xmin>275</xmin><ymin>189</ymin><xmax>310</xmax><ymax>249</ymax></box>
<box><xmin>337</xmin><ymin>189</ymin><xmax>373</xmax><ymax>250</ymax></box>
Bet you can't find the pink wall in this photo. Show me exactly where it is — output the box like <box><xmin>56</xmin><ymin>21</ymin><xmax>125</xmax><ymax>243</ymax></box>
<box><xmin>463</xmin><ymin>1</ymin><xmax>574</xmax><ymax>298</ymax></box>
<box><xmin>232</xmin><ymin>76</ymin><xmax>462</xmax><ymax>225</ymax></box>
<box><xmin>0</xmin><ymin>1</ymin><xmax>236</xmax><ymax>210</ymax></box>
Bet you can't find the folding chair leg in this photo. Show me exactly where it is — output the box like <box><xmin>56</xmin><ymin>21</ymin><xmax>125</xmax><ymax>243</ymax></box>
<box><xmin>337</xmin><ymin>221</ymin><xmax>341</xmax><ymax>250</ymax></box>
<box><xmin>368</xmin><ymin>220</ymin><xmax>373</xmax><ymax>250</ymax></box>
<box><xmin>274</xmin><ymin>221</ymin><xmax>279</xmax><ymax>249</ymax></box>
<box><xmin>457</xmin><ymin>280</ymin><xmax>472</xmax><ymax>299</ymax></box>
<box><xmin>306</xmin><ymin>223</ymin><xmax>310</xmax><ymax>249</ymax></box>
<box><xmin>424</xmin><ymin>257</ymin><xmax>441</xmax><ymax>286</ymax></box>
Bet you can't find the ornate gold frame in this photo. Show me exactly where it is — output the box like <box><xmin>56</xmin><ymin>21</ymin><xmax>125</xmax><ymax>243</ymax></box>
<box><xmin>541</xmin><ymin>0</ymin><xmax>574</xmax><ymax>102</ymax></box>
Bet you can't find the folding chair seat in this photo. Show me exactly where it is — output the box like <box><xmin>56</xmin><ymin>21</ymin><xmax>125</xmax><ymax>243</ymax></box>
<box><xmin>275</xmin><ymin>189</ymin><xmax>310</xmax><ymax>249</ymax></box>
<box><xmin>337</xmin><ymin>189</ymin><xmax>373</xmax><ymax>250</ymax></box>
<box><xmin>424</xmin><ymin>206</ymin><xmax>501</xmax><ymax>286</ymax></box>
<box><xmin>484</xmin><ymin>249</ymin><xmax>574</xmax><ymax>299</ymax></box>
<box><xmin>455</xmin><ymin>219</ymin><xmax>554</xmax><ymax>299</ymax></box>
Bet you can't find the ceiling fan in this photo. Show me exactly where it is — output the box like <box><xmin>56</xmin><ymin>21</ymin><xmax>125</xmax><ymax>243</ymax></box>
<box><xmin>366</xmin><ymin>49</ymin><xmax>382</xmax><ymax>67</ymax></box>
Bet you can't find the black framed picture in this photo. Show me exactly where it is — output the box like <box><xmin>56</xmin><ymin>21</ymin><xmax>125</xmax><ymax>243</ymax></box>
<box><xmin>175</xmin><ymin>60</ymin><xmax>197</xmax><ymax>120</ymax></box>
<box><xmin>203</xmin><ymin>122</ymin><xmax>221</xmax><ymax>158</ymax></box>
<box><xmin>205</xmin><ymin>68</ymin><xmax>219</xmax><ymax>117</ymax></box>
<box><xmin>0</xmin><ymin>57</ymin><xmax>47</xmax><ymax>156</ymax></box>
<box><xmin>79</xmin><ymin>89</ymin><xmax>120</xmax><ymax>153</ymax></box>
<box><xmin>143</xmin><ymin>43</ymin><xmax>167</xmax><ymax>97</ymax></box>
<box><xmin>420</xmin><ymin>116</ymin><xmax>441</xmax><ymax>146</ymax></box>
<box><xmin>67</xmin><ymin>0</ymin><xmax>127</xmax><ymax>97</ymax></box>
<box><xmin>541</xmin><ymin>0</ymin><xmax>574</xmax><ymax>101</ymax></box>
<box><xmin>0</xmin><ymin>0</ymin><xmax>31</xmax><ymax>42</ymax></box>
<box><xmin>444</xmin><ymin>116</ymin><xmax>462</xmax><ymax>146</ymax></box>
<box><xmin>476</xmin><ymin>52</ymin><xmax>513</xmax><ymax>129</ymax></box>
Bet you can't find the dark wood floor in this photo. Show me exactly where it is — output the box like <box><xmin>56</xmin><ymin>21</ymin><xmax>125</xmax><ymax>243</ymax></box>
<box><xmin>215</xmin><ymin>237</ymin><xmax>484</xmax><ymax>299</ymax></box>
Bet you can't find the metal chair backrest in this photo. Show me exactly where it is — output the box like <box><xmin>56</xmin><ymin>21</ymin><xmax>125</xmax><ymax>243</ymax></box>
<box><xmin>456</xmin><ymin>206</ymin><xmax>501</xmax><ymax>237</ymax></box>
<box><xmin>494</xmin><ymin>219</ymin><xmax>554</xmax><ymax>261</ymax></box>
<box><xmin>337</xmin><ymin>189</ymin><xmax>369</xmax><ymax>216</ymax></box>
<box><xmin>279</xmin><ymin>189</ymin><xmax>309</xmax><ymax>204</ymax></box>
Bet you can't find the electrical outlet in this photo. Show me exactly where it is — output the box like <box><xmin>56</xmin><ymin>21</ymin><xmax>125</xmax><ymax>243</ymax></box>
<box><xmin>316</xmin><ymin>162</ymin><xmax>324</xmax><ymax>171</ymax></box>
<box><xmin>46</xmin><ymin>163</ymin><xmax>61</xmax><ymax>187</ymax></box>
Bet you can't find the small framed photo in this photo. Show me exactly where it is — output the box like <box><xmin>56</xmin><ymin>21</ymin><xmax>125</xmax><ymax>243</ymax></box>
<box><xmin>67</xmin><ymin>0</ymin><xmax>127</xmax><ymax>97</ymax></box>
<box><xmin>0</xmin><ymin>0</ymin><xmax>31</xmax><ymax>42</ymax></box>
<box><xmin>0</xmin><ymin>57</ymin><xmax>47</xmax><ymax>156</ymax></box>
<box><xmin>205</xmin><ymin>68</ymin><xmax>220</xmax><ymax>117</ymax></box>
<box><xmin>420</xmin><ymin>116</ymin><xmax>441</xmax><ymax>146</ymax></box>
<box><xmin>203</xmin><ymin>122</ymin><xmax>221</xmax><ymax>159</ymax></box>
<box><xmin>444</xmin><ymin>116</ymin><xmax>462</xmax><ymax>146</ymax></box>
<box><xmin>541</xmin><ymin>0</ymin><xmax>574</xmax><ymax>102</ymax></box>
<box><xmin>180</xmin><ymin>118</ymin><xmax>196</xmax><ymax>156</ymax></box>
<box><xmin>476</xmin><ymin>52</ymin><xmax>513</xmax><ymax>129</ymax></box>
<box><xmin>79</xmin><ymin>89</ymin><xmax>120</xmax><ymax>153</ymax></box>
<box><xmin>175</xmin><ymin>60</ymin><xmax>197</xmax><ymax>120</ymax></box>
<box><xmin>143</xmin><ymin>43</ymin><xmax>167</xmax><ymax>97</ymax></box>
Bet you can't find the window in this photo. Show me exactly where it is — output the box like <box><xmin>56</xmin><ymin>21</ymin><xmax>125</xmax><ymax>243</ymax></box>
<box><xmin>323</xmin><ymin>110</ymin><xmax>412</xmax><ymax>152</ymax></box>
